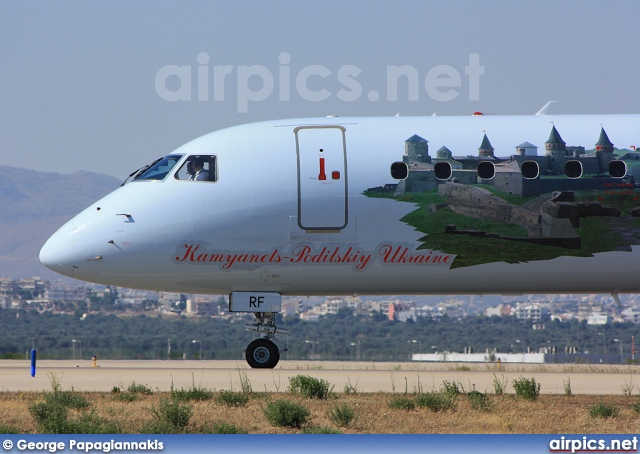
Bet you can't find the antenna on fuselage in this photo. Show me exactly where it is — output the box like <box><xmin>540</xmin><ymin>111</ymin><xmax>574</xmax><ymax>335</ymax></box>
<box><xmin>535</xmin><ymin>101</ymin><xmax>558</xmax><ymax>116</ymax></box>
<box><xmin>612</xmin><ymin>292</ymin><xmax>625</xmax><ymax>308</ymax></box>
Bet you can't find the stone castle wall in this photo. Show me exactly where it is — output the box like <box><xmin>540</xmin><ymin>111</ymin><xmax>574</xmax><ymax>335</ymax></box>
<box><xmin>438</xmin><ymin>182</ymin><xmax>539</xmax><ymax>230</ymax></box>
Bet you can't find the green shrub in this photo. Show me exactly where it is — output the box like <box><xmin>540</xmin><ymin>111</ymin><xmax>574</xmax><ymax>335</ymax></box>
<box><xmin>263</xmin><ymin>399</ymin><xmax>310</xmax><ymax>428</ymax></box>
<box><xmin>512</xmin><ymin>376</ymin><xmax>541</xmax><ymax>401</ymax></box>
<box><xmin>467</xmin><ymin>390</ymin><xmax>492</xmax><ymax>412</ymax></box>
<box><xmin>563</xmin><ymin>378</ymin><xmax>572</xmax><ymax>397</ymax></box>
<box><xmin>0</xmin><ymin>423</ymin><xmax>20</xmax><ymax>434</ymax></box>
<box><xmin>415</xmin><ymin>392</ymin><xmax>457</xmax><ymax>412</ymax></box>
<box><xmin>29</xmin><ymin>388</ymin><xmax>103</xmax><ymax>434</ymax></box>
<box><xmin>388</xmin><ymin>396</ymin><xmax>415</xmax><ymax>411</ymax></box>
<box><xmin>47</xmin><ymin>391</ymin><xmax>90</xmax><ymax>409</ymax></box>
<box><xmin>112</xmin><ymin>392</ymin><xmax>137</xmax><ymax>402</ymax></box>
<box><xmin>493</xmin><ymin>374</ymin><xmax>508</xmax><ymax>395</ymax></box>
<box><xmin>29</xmin><ymin>400</ymin><xmax>118</xmax><ymax>434</ymax></box>
<box><xmin>171</xmin><ymin>375</ymin><xmax>214</xmax><ymax>402</ymax></box>
<box><xmin>327</xmin><ymin>403</ymin><xmax>355</xmax><ymax>427</ymax></box>
<box><xmin>127</xmin><ymin>381</ymin><xmax>153</xmax><ymax>395</ymax></box>
<box><xmin>289</xmin><ymin>375</ymin><xmax>333</xmax><ymax>400</ymax></box>
<box><xmin>589</xmin><ymin>402</ymin><xmax>618</xmax><ymax>419</ymax></box>
<box><xmin>172</xmin><ymin>386</ymin><xmax>214</xmax><ymax>402</ymax></box>
<box><xmin>441</xmin><ymin>380</ymin><xmax>463</xmax><ymax>396</ymax></box>
<box><xmin>151</xmin><ymin>398</ymin><xmax>193</xmax><ymax>431</ymax></box>
<box><xmin>29</xmin><ymin>400</ymin><xmax>70</xmax><ymax>433</ymax></box>
<box><xmin>238</xmin><ymin>369</ymin><xmax>253</xmax><ymax>394</ymax></box>
<box><xmin>215</xmin><ymin>390</ymin><xmax>250</xmax><ymax>407</ymax></box>
<box><xmin>632</xmin><ymin>402</ymin><xmax>640</xmax><ymax>414</ymax></box>
<box><xmin>67</xmin><ymin>411</ymin><xmax>119</xmax><ymax>434</ymax></box>
<box><xmin>343</xmin><ymin>377</ymin><xmax>358</xmax><ymax>394</ymax></box>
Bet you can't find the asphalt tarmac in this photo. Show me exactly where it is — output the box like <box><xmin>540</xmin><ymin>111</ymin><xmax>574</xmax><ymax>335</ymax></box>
<box><xmin>1</xmin><ymin>360</ymin><xmax>638</xmax><ymax>394</ymax></box>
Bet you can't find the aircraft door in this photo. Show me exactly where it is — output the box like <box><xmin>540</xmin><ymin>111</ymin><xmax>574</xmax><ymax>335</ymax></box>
<box><xmin>295</xmin><ymin>125</ymin><xmax>348</xmax><ymax>230</ymax></box>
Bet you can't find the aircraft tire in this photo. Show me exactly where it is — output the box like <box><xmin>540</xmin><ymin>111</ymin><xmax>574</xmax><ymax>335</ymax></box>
<box><xmin>246</xmin><ymin>338</ymin><xmax>280</xmax><ymax>369</ymax></box>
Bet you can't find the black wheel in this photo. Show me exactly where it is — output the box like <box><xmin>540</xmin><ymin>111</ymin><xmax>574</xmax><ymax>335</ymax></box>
<box><xmin>246</xmin><ymin>338</ymin><xmax>280</xmax><ymax>369</ymax></box>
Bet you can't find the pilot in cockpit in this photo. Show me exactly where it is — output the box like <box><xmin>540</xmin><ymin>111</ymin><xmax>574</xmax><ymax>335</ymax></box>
<box><xmin>189</xmin><ymin>158</ymin><xmax>209</xmax><ymax>181</ymax></box>
<box><xmin>186</xmin><ymin>161</ymin><xmax>195</xmax><ymax>179</ymax></box>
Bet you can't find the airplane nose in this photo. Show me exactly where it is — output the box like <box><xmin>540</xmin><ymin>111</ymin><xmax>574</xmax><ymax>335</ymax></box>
<box><xmin>39</xmin><ymin>222</ymin><xmax>75</xmax><ymax>278</ymax></box>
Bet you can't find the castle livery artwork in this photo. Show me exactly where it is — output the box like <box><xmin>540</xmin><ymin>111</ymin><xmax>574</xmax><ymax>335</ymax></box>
<box><xmin>367</xmin><ymin>123</ymin><xmax>640</xmax><ymax>269</ymax></box>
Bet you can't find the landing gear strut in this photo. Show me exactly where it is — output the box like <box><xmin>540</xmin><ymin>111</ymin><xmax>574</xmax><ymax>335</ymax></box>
<box><xmin>245</xmin><ymin>312</ymin><xmax>287</xmax><ymax>369</ymax></box>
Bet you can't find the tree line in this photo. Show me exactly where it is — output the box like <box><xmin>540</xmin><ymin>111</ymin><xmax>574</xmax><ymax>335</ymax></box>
<box><xmin>1</xmin><ymin>306</ymin><xmax>639</xmax><ymax>362</ymax></box>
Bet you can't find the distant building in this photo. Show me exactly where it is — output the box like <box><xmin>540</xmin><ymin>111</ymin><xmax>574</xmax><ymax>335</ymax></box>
<box><xmin>587</xmin><ymin>312</ymin><xmax>609</xmax><ymax>325</ymax></box>
<box><xmin>299</xmin><ymin>311</ymin><xmax>320</xmax><ymax>322</ymax></box>
<box><xmin>344</xmin><ymin>295</ymin><xmax>363</xmax><ymax>314</ymax></box>
<box><xmin>45</xmin><ymin>285</ymin><xmax>90</xmax><ymax>303</ymax></box>
<box><xmin>366</xmin><ymin>300</ymin><xmax>392</xmax><ymax>318</ymax></box>
<box><xmin>436</xmin><ymin>300</ymin><xmax>464</xmax><ymax>319</ymax></box>
<box><xmin>577</xmin><ymin>301</ymin><xmax>603</xmax><ymax>322</ymax></box>
<box><xmin>159</xmin><ymin>292</ymin><xmax>184</xmax><ymax>310</ymax></box>
<box><xmin>389</xmin><ymin>301</ymin><xmax>416</xmax><ymax>321</ymax></box>
<box><xmin>195</xmin><ymin>299</ymin><xmax>219</xmax><ymax>316</ymax></box>
<box><xmin>282</xmin><ymin>301</ymin><xmax>298</xmax><ymax>317</ymax></box>
<box><xmin>17</xmin><ymin>277</ymin><xmax>46</xmax><ymax>295</ymax></box>
<box><xmin>396</xmin><ymin>305</ymin><xmax>433</xmax><ymax>321</ymax></box>
<box><xmin>484</xmin><ymin>304</ymin><xmax>512</xmax><ymax>317</ymax></box>
<box><xmin>621</xmin><ymin>307</ymin><xmax>640</xmax><ymax>323</ymax></box>
<box><xmin>515</xmin><ymin>303</ymin><xmax>548</xmax><ymax>321</ymax></box>
<box><xmin>319</xmin><ymin>297</ymin><xmax>346</xmax><ymax>315</ymax></box>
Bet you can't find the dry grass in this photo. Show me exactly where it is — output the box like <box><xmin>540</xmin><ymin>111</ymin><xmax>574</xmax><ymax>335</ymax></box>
<box><xmin>3</xmin><ymin>390</ymin><xmax>640</xmax><ymax>434</ymax></box>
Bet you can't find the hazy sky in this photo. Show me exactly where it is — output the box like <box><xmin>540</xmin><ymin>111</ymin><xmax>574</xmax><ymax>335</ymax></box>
<box><xmin>1</xmin><ymin>1</ymin><xmax>639</xmax><ymax>179</ymax></box>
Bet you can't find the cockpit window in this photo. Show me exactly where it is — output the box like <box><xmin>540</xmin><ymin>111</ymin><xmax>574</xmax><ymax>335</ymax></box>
<box><xmin>174</xmin><ymin>155</ymin><xmax>217</xmax><ymax>182</ymax></box>
<box><xmin>122</xmin><ymin>155</ymin><xmax>184</xmax><ymax>185</ymax></box>
<box><xmin>134</xmin><ymin>154</ymin><xmax>182</xmax><ymax>180</ymax></box>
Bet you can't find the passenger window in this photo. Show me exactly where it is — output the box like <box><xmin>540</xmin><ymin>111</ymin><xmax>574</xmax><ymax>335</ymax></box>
<box><xmin>174</xmin><ymin>155</ymin><xmax>217</xmax><ymax>182</ymax></box>
<box><xmin>521</xmin><ymin>161</ymin><xmax>539</xmax><ymax>179</ymax></box>
<box><xmin>609</xmin><ymin>160</ymin><xmax>626</xmax><ymax>178</ymax></box>
<box><xmin>434</xmin><ymin>162</ymin><xmax>452</xmax><ymax>180</ymax></box>
<box><xmin>477</xmin><ymin>161</ymin><xmax>495</xmax><ymax>180</ymax></box>
<box><xmin>390</xmin><ymin>162</ymin><xmax>408</xmax><ymax>180</ymax></box>
<box><xmin>565</xmin><ymin>160</ymin><xmax>582</xmax><ymax>179</ymax></box>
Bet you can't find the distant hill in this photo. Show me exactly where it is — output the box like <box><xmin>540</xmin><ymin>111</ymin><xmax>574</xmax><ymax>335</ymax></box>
<box><xmin>0</xmin><ymin>165</ymin><xmax>121</xmax><ymax>279</ymax></box>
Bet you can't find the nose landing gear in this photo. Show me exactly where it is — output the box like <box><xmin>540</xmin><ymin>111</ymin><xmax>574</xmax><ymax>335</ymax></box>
<box><xmin>246</xmin><ymin>337</ymin><xmax>280</xmax><ymax>369</ymax></box>
<box><xmin>229</xmin><ymin>292</ymin><xmax>286</xmax><ymax>369</ymax></box>
<box><xmin>245</xmin><ymin>312</ymin><xmax>287</xmax><ymax>369</ymax></box>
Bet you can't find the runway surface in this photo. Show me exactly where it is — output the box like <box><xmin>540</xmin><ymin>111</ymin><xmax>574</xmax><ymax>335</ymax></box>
<box><xmin>1</xmin><ymin>360</ymin><xmax>638</xmax><ymax>394</ymax></box>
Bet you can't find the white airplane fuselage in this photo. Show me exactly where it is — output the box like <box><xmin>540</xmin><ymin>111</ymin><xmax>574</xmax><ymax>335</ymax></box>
<box><xmin>41</xmin><ymin>114</ymin><xmax>640</xmax><ymax>296</ymax></box>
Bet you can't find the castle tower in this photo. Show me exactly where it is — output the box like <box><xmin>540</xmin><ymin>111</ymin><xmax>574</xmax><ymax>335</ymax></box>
<box><xmin>545</xmin><ymin>125</ymin><xmax>567</xmax><ymax>174</ymax></box>
<box><xmin>515</xmin><ymin>141</ymin><xmax>538</xmax><ymax>156</ymax></box>
<box><xmin>478</xmin><ymin>133</ymin><xmax>495</xmax><ymax>158</ymax></box>
<box><xmin>404</xmin><ymin>134</ymin><xmax>430</xmax><ymax>163</ymax></box>
<box><xmin>595</xmin><ymin>127</ymin><xmax>614</xmax><ymax>173</ymax></box>
<box><xmin>436</xmin><ymin>146</ymin><xmax>453</xmax><ymax>160</ymax></box>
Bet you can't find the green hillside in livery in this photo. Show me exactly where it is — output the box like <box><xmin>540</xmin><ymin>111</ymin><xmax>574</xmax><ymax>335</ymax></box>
<box><xmin>365</xmin><ymin>187</ymin><xmax>640</xmax><ymax>269</ymax></box>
